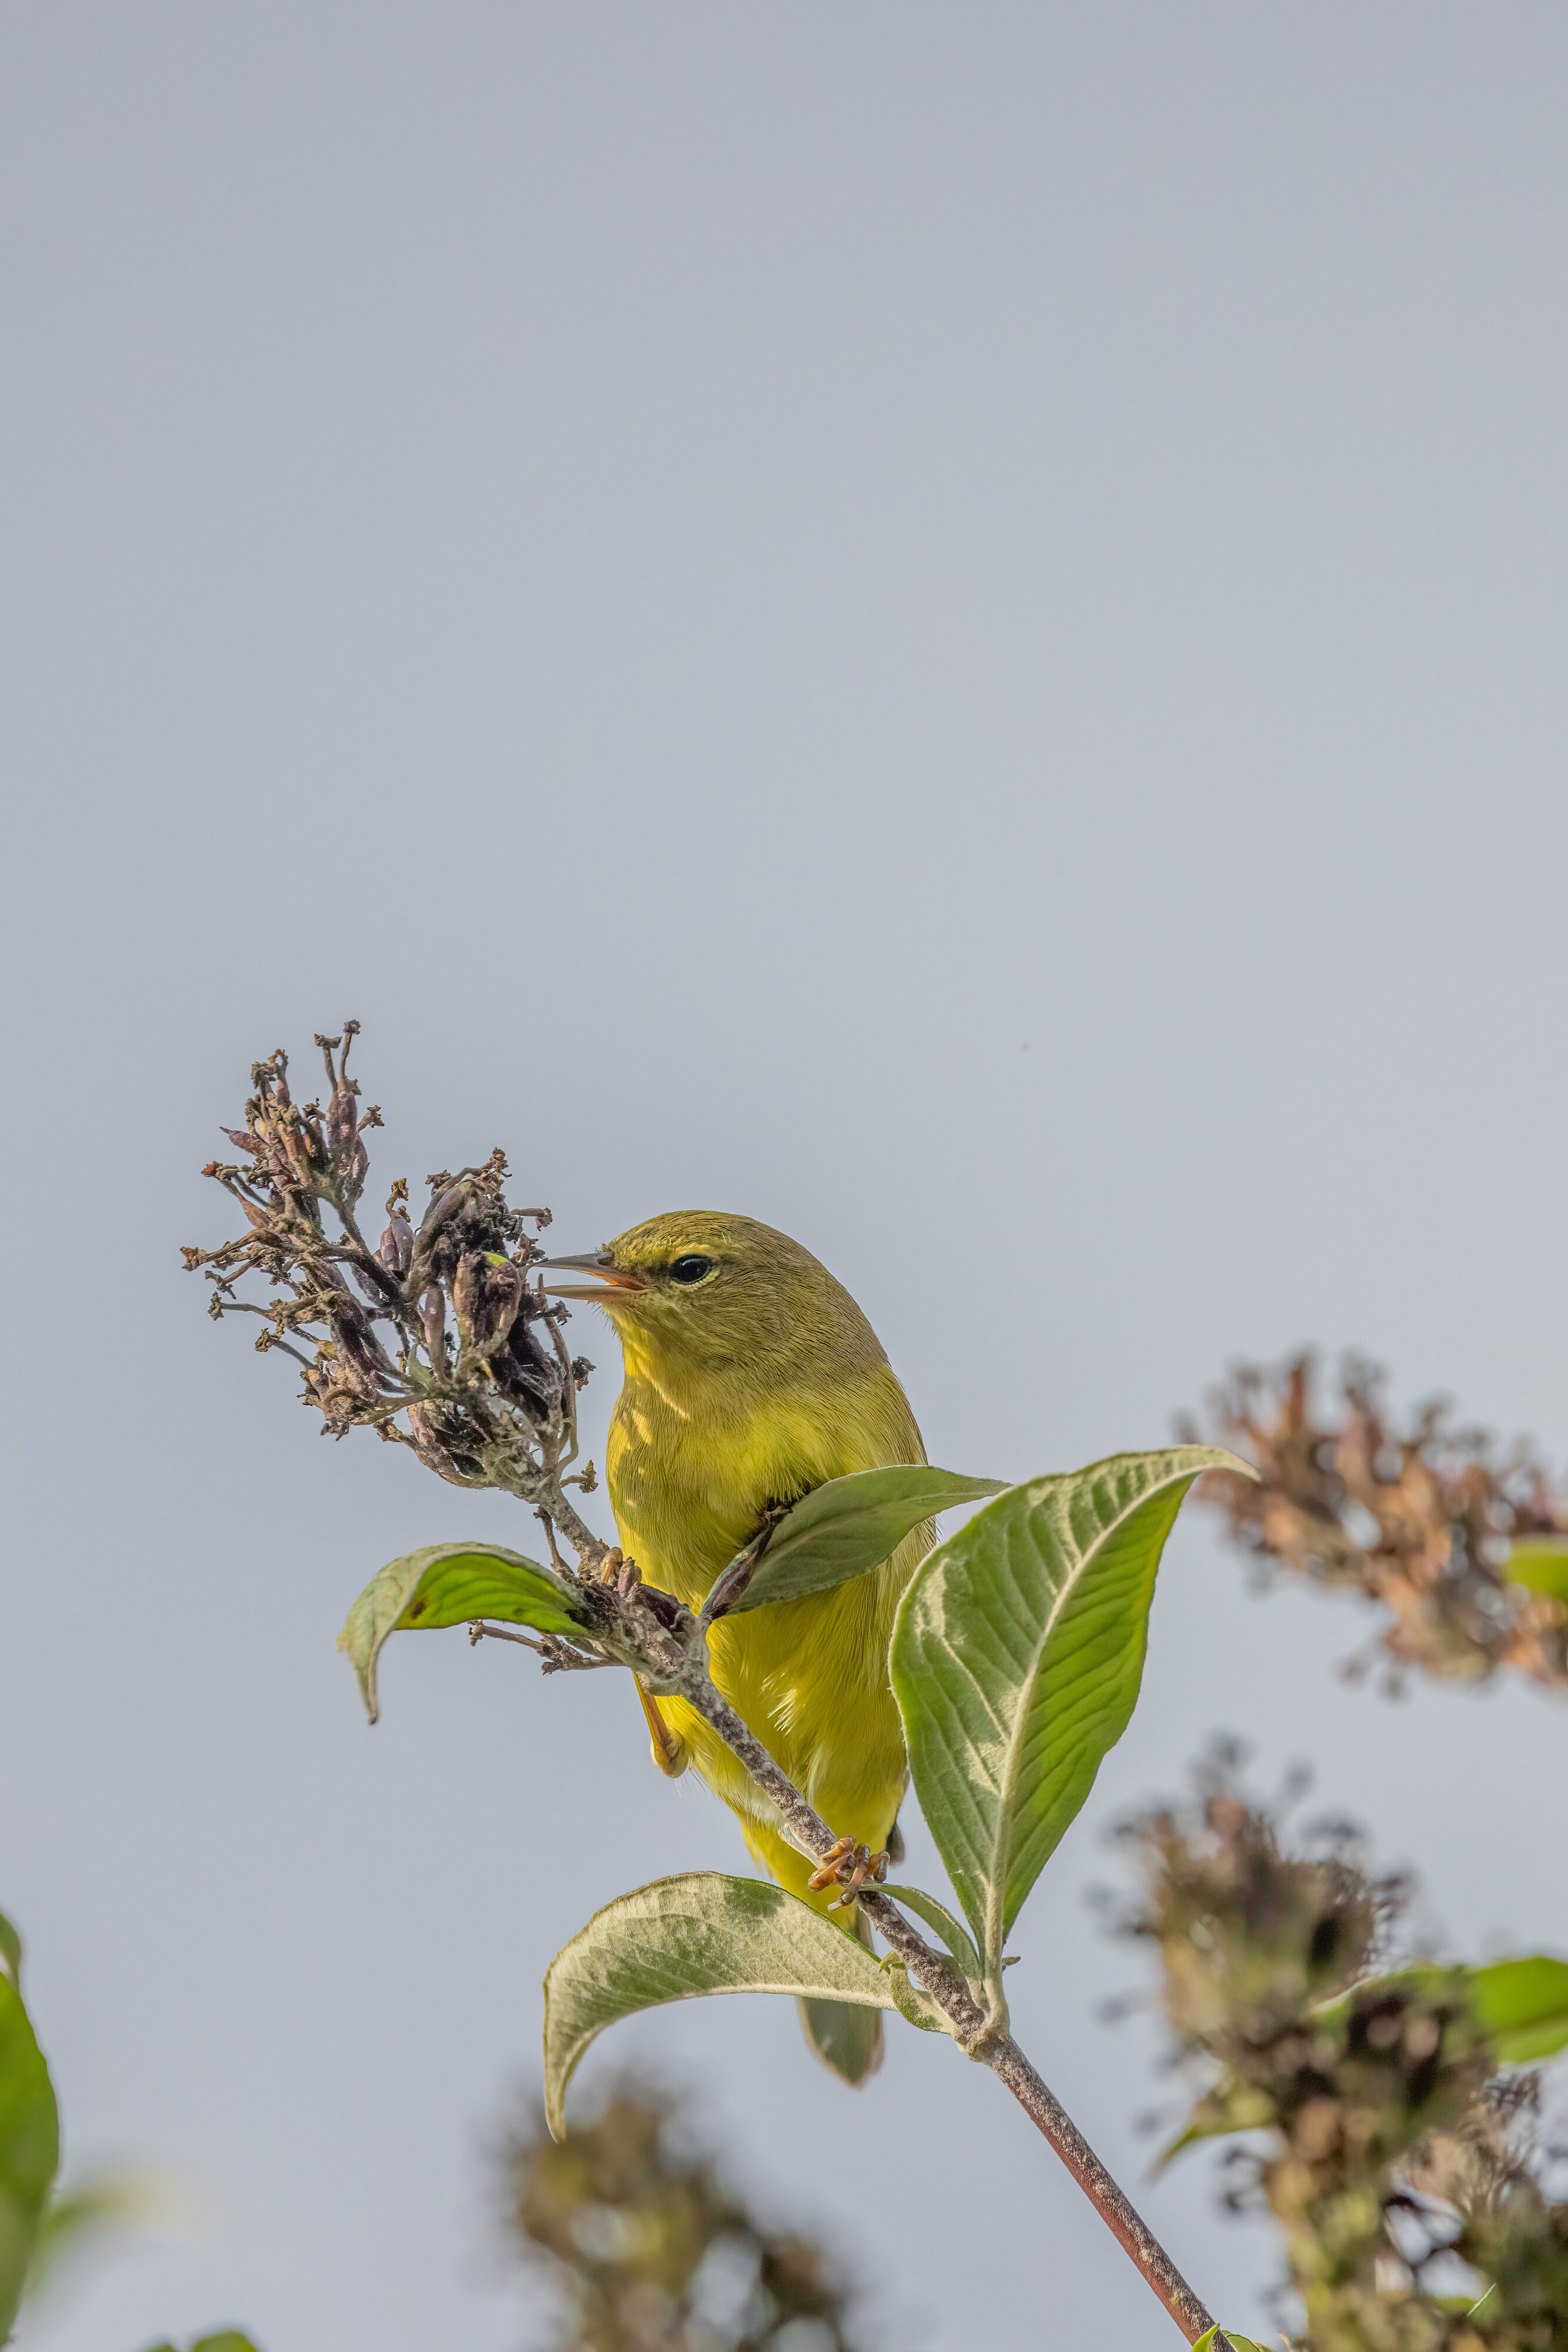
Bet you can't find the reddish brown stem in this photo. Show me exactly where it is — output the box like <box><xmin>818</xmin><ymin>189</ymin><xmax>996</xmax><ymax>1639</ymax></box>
<box><xmin>673</xmin><ymin>1670</ymin><xmax>1229</xmax><ymax>2347</ymax></box>
<box><xmin>984</xmin><ymin>2036</ymin><xmax>1223</xmax><ymax>2344</ymax></box>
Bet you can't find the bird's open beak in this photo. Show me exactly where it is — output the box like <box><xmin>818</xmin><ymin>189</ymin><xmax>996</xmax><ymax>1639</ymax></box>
<box><xmin>539</xmin><ymin>1251</ymin><xmax>651</xmax><ymax>1303</ymax></box>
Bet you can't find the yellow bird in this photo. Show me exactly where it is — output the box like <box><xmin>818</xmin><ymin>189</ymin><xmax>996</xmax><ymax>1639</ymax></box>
<box><xmin>544</xmin><ymin>1212</ymin><xmax>930</xmax><ymax>2084</ymax></box>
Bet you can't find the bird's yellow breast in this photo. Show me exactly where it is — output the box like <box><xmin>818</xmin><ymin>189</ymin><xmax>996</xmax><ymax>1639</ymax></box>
<box><xmin>606</xmin><ymin>1348</ymin><xmax>928</xmax><ymax>1869</ymax></box>
<box><xmin>608</xmin><ymin>1369</ymin><xmax>904</xmax><ymax>1606</ymax></box>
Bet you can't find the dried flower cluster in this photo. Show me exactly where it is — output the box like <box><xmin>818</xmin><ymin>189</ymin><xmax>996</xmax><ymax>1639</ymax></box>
<box><xmin>182</xmin><ymin>1026</ymin><xmax>595</xmax><ymax>1508</ymax></box>
<box><xmin>1114</xmin><ymin>1758</ymin><xmax>1568</xmax><ymax>2351</ymax></box>
<box><xmin>503</xmin><ymin>2079</ymin><xmax>864</xmax><ymax>2352</ymax></box>
<box><xmin>1185</xmin><ymin>1357</ymin><xmax>1568</xmax><ymax>1692</ymax></box>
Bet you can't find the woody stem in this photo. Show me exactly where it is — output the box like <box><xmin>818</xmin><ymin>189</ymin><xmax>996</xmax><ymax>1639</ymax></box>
<box><xmin>674</xmin><ymin>1668</ymin><xmax>1228</xmax><ymax>2349</ymax></box>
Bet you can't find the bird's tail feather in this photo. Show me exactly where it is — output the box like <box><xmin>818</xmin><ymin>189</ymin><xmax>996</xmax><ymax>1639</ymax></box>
<box><xmin>797</xmin><ymin>1994</ymin><xmax>884</xmax><ymax>2084</ymax></box>
<box><xmin>797</xmin><ymin>1908</ymin><xmax>884</xmax><ymax>2085</ymax></box>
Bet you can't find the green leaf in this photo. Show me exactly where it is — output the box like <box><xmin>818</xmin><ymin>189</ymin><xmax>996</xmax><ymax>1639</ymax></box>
<box><xmin>711</xmin><ymin>1467</ymin><xmax>1005</xmax><ymax>1616</ymax></box>
<box><xmin>0</xmin><ymin>1917</ymin><xmax>19</xmax><ymax>1992</ymax></box>
<box><xmin>891</xmin><ymin>1447</ymin><xmax>1251</xmax><ymax>1969</ymax></box>
<box><xmin>23</xmin><ymin>2169</ymin><xmax>159</xmax><ymax>2304</ymax></box>
<box><xmin>543</xmin><ymin>1874</ymin><xmax>903</xmax><ymax>2135</ymax></box>
<box><xmin>1312</xmin><ymin>1955</ymin><xmax>1568</xmax><ymax>2068</ymax></box>
<box><xmin>1192</xmin><ymin>2328</ymin><xmax>1269</xmax><ymax>2351</ymax></box>
<box><xmin>1505</xmin><ymin>1539</ymin><xmax>1568</xmax><ymax>1603</ymax></box>
<box><xmin>142</xmin><ymin>2336</ymin><xmax>264</xmax><ymax>2352</ymax></box>
<box><xmin>880</xmin><ymin>1963</ymin><xmax>949</xmax><ymax>2033</ymax></box>
<box><xmin>1185</xmin><ymin>1956</ymin><xmax>1568</xmax><ymax>2172</ymax></box>
<box><xmin>0</xmin><ymin>1971</ymin><xmax>59</xmax><ymax>2341</ymax></box>
<box><xmin>1464</xmin><ymin>1954</ymin><xmax>1568</xmax><ymax>2062</ymax></box>
<box><xmin>1153</xmin><ymin>2077</ymin><xmax>1278</xmax><ymax>2171</ymax></box>
<box><xmin>879</xmin><ymin>1885</ymin><xmax>984</xmax><ymax>1979</ymax></box>
<box><xmin>1366</xmin><ymin>1956</ymin><xmax>1568</xmax><ymax>2065</ymax></box>
<box><xmin>338</xmin><ymin>1542</ymin><xmax>589</xmax><ymax>1722</ymax></box>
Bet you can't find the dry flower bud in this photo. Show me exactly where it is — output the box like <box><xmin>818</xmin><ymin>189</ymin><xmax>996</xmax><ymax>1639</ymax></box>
<box><xmin>327</xmin><ymin>1081</ymin><xmax>359</xmax><ymax>1164</ymax></box>
<box><xmin>379</xmin><ymin>1213</ymin><xmax>413</xmax><ymax>1276</ymax></box>
<box><xmin>189</xmin><ymin>1025</ymin><xmax>588</xmax><ymax>1502</ymax></box>
<box><xmin>1114</xmin><ymin>1756</ymin><xmax>1564</xmax><ymax>2346</ymax></box>
<box><xmin>1188</xmin><ymin>1354</ymin><xmax>1568</xmax><ymax>1693</ymax></box>
<box><xmin>451</xmin><ymin>1251</ymin><xmax>482</xmax><ymax>1342</ymax></box>
<box><xmin>419</xmin><ymin>1180</ymin><xmax>467</xmax><ymax>1240</ymax></box>
<box><xmin>483</xmin><ymin>1258</ymin><xmax>525</xmax><ymax>1351</ymax></box>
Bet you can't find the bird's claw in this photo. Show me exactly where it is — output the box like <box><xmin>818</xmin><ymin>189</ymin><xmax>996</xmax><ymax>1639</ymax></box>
<box><xmin>600</xmin><ymin>1545</ymin><xmax>642</xmax><ymax>1598</ymax></box>
<box><xmin>807</xmin><ymin>1836</ymin><xmax>889</xmax><ymax>1908</ymax></box>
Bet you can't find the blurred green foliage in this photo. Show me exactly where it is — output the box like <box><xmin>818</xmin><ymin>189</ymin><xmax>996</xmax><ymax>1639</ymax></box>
<box><xmin>0</xmin><ymin>1905</ymin><xmax>260</xmax><ymax>2352</ymax></box>
<box><xmin>142</xmin><ymin>2336</ymin><xmax>262</xmax><ymax>2351</ymax></box>
<box><xmin>1191</xmin><ymin>1355</ymin><xmax>1568</xmax><ymax>1693</ymax></box>
<box><xmin>502</xmin><ymin>2077</ymin><xmax>864</xmax><ymax>2352</ymax></box>
<box><xmin>1116</xmin><ymin>1752</ymin><xmax>1568</xmax><ymax>2350</ymax></box>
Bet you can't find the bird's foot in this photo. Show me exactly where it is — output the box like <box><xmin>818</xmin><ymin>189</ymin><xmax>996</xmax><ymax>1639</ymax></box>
<box><xmin>600</xmin><ymin>1546</ymin><xmax>643</xmax><ymax>1597</ymax></box>
<box><xmin>808</xmin><ymin>1836</ymin><xmax>890</xmax><ymax>1909</ymax></box>
<box><xmin>635</xmin><ymin>1676</ymin><xmax>688</xmax><ymax>1778</ymax></box>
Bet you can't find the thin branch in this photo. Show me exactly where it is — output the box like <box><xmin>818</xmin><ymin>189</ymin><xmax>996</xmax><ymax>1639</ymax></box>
<box><xmin>663</xmin><ymin>1670</ymin><xmax>1225</xmax><ymax>2347</ymax></box>
<box><xmin>468</xmin><ymin>1622</ymin><xmax>611</xmax><ymax>1671</ymax></box>
<box><xmin>525</xmin><ymin>1555</ymin><xmax>1230</xmax><ymax>2349</ymax></box>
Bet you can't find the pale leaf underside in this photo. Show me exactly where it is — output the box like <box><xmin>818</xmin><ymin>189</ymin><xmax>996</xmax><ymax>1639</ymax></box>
<box><xmin>891</xmin><ymin>1448</ymin><xmax>1251</xmax><ymax>1969</ymax></box>
<box><xmin>337</xmin><ymin>1541</ymin><xmax>587</xmax><ymax>1722</ymax></box>
<box><xmin>543</xmin><ymin>1874</ymin><xmax>901</xmax><ymax>2135</ymax></box>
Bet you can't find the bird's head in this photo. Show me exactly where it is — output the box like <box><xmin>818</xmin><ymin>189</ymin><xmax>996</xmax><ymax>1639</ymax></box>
<box><xmin>541</xmin><ymin>1211</ymin><xmax>884</xmax><ymax>1387</ymax></box>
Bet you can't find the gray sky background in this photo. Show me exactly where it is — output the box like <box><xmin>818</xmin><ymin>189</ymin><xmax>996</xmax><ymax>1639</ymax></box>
<box><xmin>4</xmin><ymin>8</ymin><xmax>1567</xmax><ymax>2348</ymax></box>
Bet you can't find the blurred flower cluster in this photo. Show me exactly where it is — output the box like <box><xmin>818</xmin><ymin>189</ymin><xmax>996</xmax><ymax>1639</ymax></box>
<box><xmin>502</xmin><ymin>2079</ymin><xmax>864</xmax><ymax>2352</ymax></box>
<box><xmin>1186</xmin><ymin>1357</ymin><xmax>1568</xmax><ymax>1692</ymax></box>
<box><xmin>183</xmin><ymin>1028</ymin><xmax>593</xmax><ymax>1502</ymax></box>
<box><xmin>1114</xmin><ymin>1756</ymin><xmax>1568</xmax><ymax>2351</ymax></box>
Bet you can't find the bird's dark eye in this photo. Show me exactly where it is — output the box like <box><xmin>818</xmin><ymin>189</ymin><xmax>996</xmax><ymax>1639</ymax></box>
<box><xmin>668</xmin><ymin>1254</ymin><xmax>716</xmax><ymax>1285</ymax></box>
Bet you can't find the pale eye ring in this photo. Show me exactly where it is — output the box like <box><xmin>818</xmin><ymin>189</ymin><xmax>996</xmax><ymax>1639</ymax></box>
<box><xmin>668</xmin><ymin>1254</ymin><xmax>716</xmax><ymax>1285</ymax></box>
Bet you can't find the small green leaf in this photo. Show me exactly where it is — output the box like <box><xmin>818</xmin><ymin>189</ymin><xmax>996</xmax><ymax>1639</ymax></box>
<box><xmin>881</xmin><ymin>1963</ymin><xmax>949</xmax><ymax>2033</ymax></box>
<box><xmin>0</xmin><ymin>1970</ymin><xmax>60</xmax><ymax>2340</ymax></box>
<box><xmin>23</xmin><ymin>2167</ymin><xmax>158</xmax><ymax>2303</ymax></box>
<box><xmin>1376</xmin><ymin>1955</ymin><xmax>1568</xmax><ymax>2064</ymax></box>
<box><xmin>1465</xmin><ymin>1954</ymin><xmax>1568</xmax><ymax>2062</ymax></box>
<box><xmin>1192</xmin><ymin>2328</ymin><xmax>1269</xmax><ymax>2351</ymax></box>
<box><xmin>338</xmin><ymin>1542</ymin><xmax>589</xmax><ymax>1722</ymax></box>
<box><xmin>712</xmin><ymin>1468</ymin><xmax>1005</xmax><ymax>1616</ymax></box>
<box><xmin>879</xmin><ymin>1885</ymin><xmax>984</xmax><ymax>1980</ymax></box>
<box><xmin>543</xmin><ymin>1874</ymin><xmax>902</xmax><ymax>2136</ymax></box>
<box><xmin>0</xmin><ymin>1916</ymin><xmax>19</xmax><ymax>1992</ymax></box>
<box><xmin>1185</xmin><ymin>1957</ymin><xmax>1568</xmax><ymax>2171</ymax></box>
<box><xmin>142</xmin><ymin>2336</ymin><xmax>266</xmax><ymax>2352</ymax></box>
<box><xmin>1505</xmin><ymin>1540</ymin><xmax>1568</xmax><ymax>1603</ymax></box>
<box><xmin>891</xmin><ymin>1448</ymin><xmax>1251</xmax><ymax>1970</ymax></box>
<box><xmin>1153</xmin><ymin>2077</ymin><xmax>1277</xmax><ymax>2171</ymax></box>
<box><xmin>1312</xmin><ymin>1955</ymin><xmax>1568</xmax><ymax>2068</ymax></box>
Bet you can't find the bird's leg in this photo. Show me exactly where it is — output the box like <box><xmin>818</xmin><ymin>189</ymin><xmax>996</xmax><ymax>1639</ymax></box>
<box><xmin>595</xmin><ymin>1547</ymin><xmax>688</xmax><ymax>1775</ymax></box>
<box><xmin>635</xmin><ymin>1676</ymin><xmax>688</xmax><ymax>1778</ymax></box>
<box><xmin>807</xmin><ymin>1836</ymin><xmax>890</xmax><ymax>1909</ymax></box>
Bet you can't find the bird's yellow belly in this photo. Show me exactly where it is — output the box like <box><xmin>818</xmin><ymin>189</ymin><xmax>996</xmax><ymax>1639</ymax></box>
<box><xmin>606</xmin><ymin>1377</ymin><xmax>927</xmax><ymax>1908</ymax></box>
<box><xmin>659</xmin><ymin>1566</ymin><xmax>916</xmax><ymax>1899</ymax></box>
